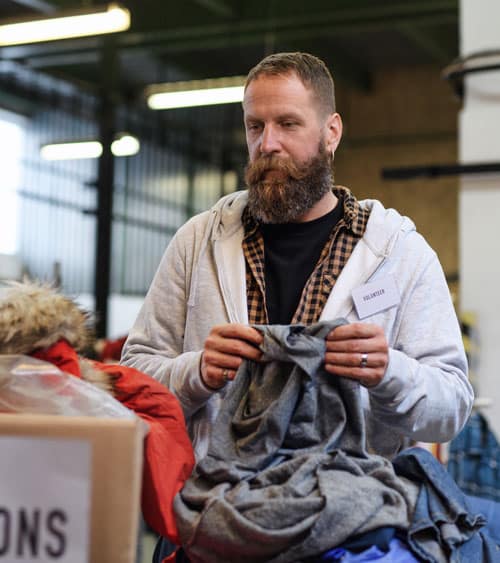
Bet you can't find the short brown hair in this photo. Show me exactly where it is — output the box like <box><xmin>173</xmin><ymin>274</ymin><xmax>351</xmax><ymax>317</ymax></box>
<box><xmin>245</xmin><ymin>52</ymin><xmax>336</xmax><ymax>116</ymax></box>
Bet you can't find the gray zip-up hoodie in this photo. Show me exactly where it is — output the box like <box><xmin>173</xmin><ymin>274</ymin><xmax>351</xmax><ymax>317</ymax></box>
<box><xmin>121</xmin><ymin>190</ymin><xmax>473</xmax><ymax>461</ymax></box>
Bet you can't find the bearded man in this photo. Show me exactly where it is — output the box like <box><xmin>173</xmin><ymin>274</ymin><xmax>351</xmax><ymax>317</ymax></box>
<box><xmin>122</xmin><ymin>52</ymin><xmax>472</xmax><ymax>465</ymax></box>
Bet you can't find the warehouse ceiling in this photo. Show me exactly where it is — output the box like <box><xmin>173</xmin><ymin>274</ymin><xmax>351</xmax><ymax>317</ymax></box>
<box><xmin>0</xmin><ymin>0</ymin><xmax>459</xmax><ymax>104</ymax></box>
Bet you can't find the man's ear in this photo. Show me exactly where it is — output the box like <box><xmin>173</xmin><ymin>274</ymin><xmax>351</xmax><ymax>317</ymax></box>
<box><xmin>324</xmin><ymin>113</ymin><xmax>343</xmax><ymax>155</ymax></box>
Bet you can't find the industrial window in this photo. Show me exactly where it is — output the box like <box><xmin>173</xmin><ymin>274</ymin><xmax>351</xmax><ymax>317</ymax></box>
<box><xmin>0</xmin><ymin>109</ymin><xmax>25</xmax><ymax>256</ymax></box>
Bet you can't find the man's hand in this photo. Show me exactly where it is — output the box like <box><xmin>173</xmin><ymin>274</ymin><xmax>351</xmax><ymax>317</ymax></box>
<box><xmin>201</xmin><ymin>324</ymin><xmax>263</xmax><ymax>390</ymax></box>
<box><xmin>324</xmin><ymin>323</ymin><xmax>389</xmax><ymax>387</ymax></box>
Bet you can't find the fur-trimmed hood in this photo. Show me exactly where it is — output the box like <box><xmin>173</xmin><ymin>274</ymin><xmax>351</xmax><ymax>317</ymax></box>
<box><xmin>0</xmin><ymin>281</ymin><xmax>91</xmax><ymax>355</ymax></box>
<box><xmin>0</xmin><ymin>281</ymin><xmax>113</xmax><ymax>392</ymax></box>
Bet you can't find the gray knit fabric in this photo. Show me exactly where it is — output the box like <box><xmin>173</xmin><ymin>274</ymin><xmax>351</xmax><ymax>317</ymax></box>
<box><xmin>174</xmin><ymin>321</ymin><xmax>419</xmax><ymax>563</ymax></box>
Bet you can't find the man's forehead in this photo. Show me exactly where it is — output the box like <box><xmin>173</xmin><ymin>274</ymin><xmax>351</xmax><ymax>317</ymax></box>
<box><xmin>243</xmin><ymin>73</ymin><xmax>313</xmax><ymax>107</ymax></box>
<box><xmin>243</xmin><ymin>78</ymin><xmax>323</xmax><ymax>124</ymax></box>
<box><xmin>245</xmin><ymin>70</ymin><xmax>307</xmax><ymax>92</ymax></box>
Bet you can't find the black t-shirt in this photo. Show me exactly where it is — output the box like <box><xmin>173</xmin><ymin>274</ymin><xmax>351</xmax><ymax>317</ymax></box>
<box><xmin>261</xmin><ymin>201</ymin><xmax>343</xmax><ymax>325</ymax></box>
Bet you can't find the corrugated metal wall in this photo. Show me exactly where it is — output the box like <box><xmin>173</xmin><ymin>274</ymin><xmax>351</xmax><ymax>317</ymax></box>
<box><xmin>20</xmin><ymin>105</ymin><xmax>98</xmax><ymax>293</ymax></box>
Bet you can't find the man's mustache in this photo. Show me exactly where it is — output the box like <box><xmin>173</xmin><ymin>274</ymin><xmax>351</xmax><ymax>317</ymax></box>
<box><xmin>245</xmin><ymin>155</ymin><xmax>307</xmax><ymax>185</ymax></box>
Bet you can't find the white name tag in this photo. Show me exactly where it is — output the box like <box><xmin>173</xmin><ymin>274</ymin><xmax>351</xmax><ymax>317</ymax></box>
<box><xmin>352</xmin><ymin>275</ymin><xmax>400</xmax><ymax>319</ymax></box>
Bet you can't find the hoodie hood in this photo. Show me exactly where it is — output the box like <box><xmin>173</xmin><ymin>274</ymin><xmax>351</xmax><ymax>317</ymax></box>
<box><xmin>208</xmin><ymin>189</ymin><xmax>249</xmax><ymax>240</ymax></box>
<box><xmin>186</xmin><ymin>190</ymin><xmax>249</xmax><ymax>309</ymax></box>
<box><xmin>359</xmin><ymin>198</ymin><xmax>416</xmax><ymax>259</ymax></box>
<box><xmin>209</xmin><ymin>191</ymin><xmax>415</xmax><ymax>252</ymax></box>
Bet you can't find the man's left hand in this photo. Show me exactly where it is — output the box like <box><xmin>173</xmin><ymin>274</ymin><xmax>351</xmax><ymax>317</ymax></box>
<box><xmin>324</xmin><ymin>322</ymin><xmax>389</xmax><ymax>387</ymax></box>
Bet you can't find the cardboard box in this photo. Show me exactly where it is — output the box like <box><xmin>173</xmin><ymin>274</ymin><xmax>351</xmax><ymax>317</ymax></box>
<box><xmin>0</xmin><ymin>413</ymin><xmax>144</xmax><ymax>563</ymax></box>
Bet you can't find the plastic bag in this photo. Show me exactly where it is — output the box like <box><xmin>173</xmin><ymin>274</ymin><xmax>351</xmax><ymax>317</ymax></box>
<box><xmin>0</xmin><ymin>354</ymin><xmax>136</xmax><ymax>419</ymax></box>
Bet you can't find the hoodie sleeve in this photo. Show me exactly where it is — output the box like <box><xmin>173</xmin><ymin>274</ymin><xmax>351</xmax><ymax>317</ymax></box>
<box><xmin>120</xmin><ymin>217</ymin><xmax>217</xmax><ymax>420</ymax></box>
<box><xmin>366</xmin><ymin>249</ymin><xmax>473</xmax><ymax>452</ymax></box>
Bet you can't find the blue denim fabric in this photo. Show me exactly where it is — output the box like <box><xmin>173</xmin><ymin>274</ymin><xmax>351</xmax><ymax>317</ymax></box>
<box><xmin>393</xmin><ymin>447</ymin><xmax>500</xmax><ymax>562</ymax></box>
<box><xmin>341</xmin><ymin>528</ymin><xmax>396</xmax><ymax>552</ymax></box>
<box><xmin>466</xmin><ymin>495</ymin><xmax>500</xmax><ymax>544</ymax></box>
<box><xmin>319</xmin><ymin>538</ymin><xmax>419</xmax><ymax>562</ymax></box>
<box><xmin>448</xmin><ymin>412</ymin><xmax>500</xmax><ymax>502</ymax></box>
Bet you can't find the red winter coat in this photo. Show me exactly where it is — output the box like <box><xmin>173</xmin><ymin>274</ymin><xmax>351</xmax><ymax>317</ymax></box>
<box><xmin>33</xmin><ymin>339</ymin><xmax>195</xmax><ymax>544</ymax></box>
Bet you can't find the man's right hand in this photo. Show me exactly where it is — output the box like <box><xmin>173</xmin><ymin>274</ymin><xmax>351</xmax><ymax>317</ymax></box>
<box><xmin>200</xmin><ymin>323</ymin><xmax>263</xmax><ymax>390</ymax></box>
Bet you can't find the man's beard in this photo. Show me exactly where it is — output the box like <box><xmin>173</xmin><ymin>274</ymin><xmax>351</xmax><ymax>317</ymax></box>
<box><xmin>244</xmin><ymin>141</ymin><xmax>333</xmax><ymax>224</ymax></box>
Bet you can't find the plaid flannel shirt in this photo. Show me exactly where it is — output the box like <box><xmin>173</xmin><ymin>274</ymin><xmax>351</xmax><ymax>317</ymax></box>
<box><xmin>242</xmin><ymin>186</ymin><xmax>370</xmax><ymax>325</ymax></box>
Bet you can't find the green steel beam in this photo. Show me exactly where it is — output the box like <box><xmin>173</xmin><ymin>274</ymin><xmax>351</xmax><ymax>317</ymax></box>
<box><xmin>118</xmin><ymin>1</ymin><xmax>458</xmax><ymax>48</ymax></box>
<box><xmin>192</xmin><ymin>0</ymin><xmax>234</xmax><ymax>18</ymax></box>
<box><xmin>9</xmin><ymin>0</ymin><xmax>55</xmax><ymax>12</ymax></box>
<box><xmin>0</xmin><ymin>1</ymin><xmax>457</xmax><ymax>92</ymax></box>
<box><xmin>138</xmin><ymin>12</ymin><xmax>456</xmax><ymax>56</ymax></box>
<box><xmin>0</xmin><ymin>88</ymin><xmax>37</xmax><ymax>115</ymax></box>
<box><xmin>1</xmin><ymin>1</ymin><xmax>458</xmax><ymax>60</ymax></box>
<box><xmin>398</xmin><ymin>24</ymin><xmax>455</xmax><ymax>65</ymax></box>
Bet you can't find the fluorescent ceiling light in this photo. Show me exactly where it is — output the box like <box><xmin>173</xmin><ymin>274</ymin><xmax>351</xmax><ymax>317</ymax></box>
<box><xmin>41</xmin><ymin>141</ymin><xmax>103</xmax><ymax>160</ymax></box>
<box><xmin>148</xmin><ymin>86</ymin><xmax>245</xmax><ymax>110</ymax></box>
<box><xmin>0</xmin><ymin>3</ymin><xmax>130</xmax><ymax>46</ymax></box>
<box><xmin>111</xmin><ymin>133</ymin><xmax>140</xmax><ymax>156</ymax></box>
<box><xmin>146</xmin><ymin>76</ymin><xmax>246</xmax><ymax>110</ymax></box>
<box><xmin>40</xmin><ymin>134</ymin><xmax>140</xmax><ymax>160</ymax></box>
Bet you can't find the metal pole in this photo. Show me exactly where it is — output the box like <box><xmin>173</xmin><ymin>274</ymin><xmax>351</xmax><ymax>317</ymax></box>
<box><xmin>94</xmin><ymin>37</ymin><xmax>117</xmax><ymax>337</ymax></box>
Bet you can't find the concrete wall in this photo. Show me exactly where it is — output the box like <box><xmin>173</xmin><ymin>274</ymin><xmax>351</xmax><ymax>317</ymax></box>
<box><xmin>335</xmin><ymin>65</ymin><xmax>460</xmax><ymax>280</ymax></box>
<box><xmin>459</xmin><ymin>0</ymin><xmax>500</xmax><ymax>434</ymax></box>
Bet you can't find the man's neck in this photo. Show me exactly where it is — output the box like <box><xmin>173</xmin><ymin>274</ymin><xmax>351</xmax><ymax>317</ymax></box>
<box><xmin>296</xmin><ymin>190</ymin><xmax>338</xmax><ymax>223</ymax></box>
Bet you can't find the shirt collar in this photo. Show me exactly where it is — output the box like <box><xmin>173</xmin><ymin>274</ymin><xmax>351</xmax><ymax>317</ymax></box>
<box><xmin>243</xmin><ymin>185</ymin><xmax>368</xmax><ymax>237</ymax></box>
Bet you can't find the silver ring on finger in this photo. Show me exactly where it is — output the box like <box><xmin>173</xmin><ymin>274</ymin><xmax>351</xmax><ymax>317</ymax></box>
<box><xmin>222</xmin><ymin>368</ymin><xmax>230</xmax><ymax>381</ymax></box>
<box><xmin>360</xmin><ymin>353</ymin><xmax>368</xmax><ymax>368</ymax></box>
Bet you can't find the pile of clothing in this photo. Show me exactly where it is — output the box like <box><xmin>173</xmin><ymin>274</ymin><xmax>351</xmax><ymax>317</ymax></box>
<box><xmin>173</xmin><ymin>322</ymin><xmax>496</xmax><ymax>562</ymax></box>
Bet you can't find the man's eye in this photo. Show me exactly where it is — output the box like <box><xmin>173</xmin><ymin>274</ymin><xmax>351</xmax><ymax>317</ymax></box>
<box><xmin>247</xmin><ymin>124</ymin><xmax>261</xmax><ymax>131</ymax></box>
<box><xmin>282</xmin><ymin>121</ymin><xmax>296</xmax><ymax>128</ymax></box>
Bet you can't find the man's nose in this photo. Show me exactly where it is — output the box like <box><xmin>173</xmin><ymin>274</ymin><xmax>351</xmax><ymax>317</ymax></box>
<box><xmin>260</xmin><ymin>124</ymin><xmax>281</xmax><ymax>155</ymax></box>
